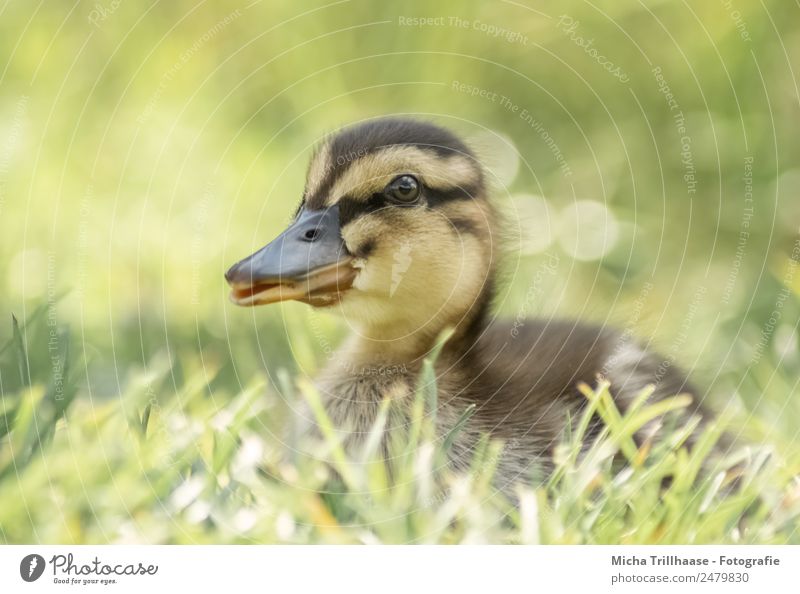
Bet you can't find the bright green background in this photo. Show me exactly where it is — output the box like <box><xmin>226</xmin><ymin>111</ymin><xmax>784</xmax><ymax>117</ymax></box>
<box><xmin>0</xmin><ymin>0</ymin><xmax>798</xmax><ymax>543</ymax></box>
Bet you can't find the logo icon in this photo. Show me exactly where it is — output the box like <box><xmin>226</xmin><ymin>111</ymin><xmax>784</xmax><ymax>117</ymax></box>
<box><xmin>20</xmin><ymin>554</ymin><xmax>45</xmax><ymax>582</ymax></box>
<box><xmin>390</xmin><ymin>240</ymin><xmax>412</xmax><ymax>297</ymax></box>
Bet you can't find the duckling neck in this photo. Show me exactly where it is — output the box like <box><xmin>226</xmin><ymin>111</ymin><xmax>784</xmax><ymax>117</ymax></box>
<box><xmin>337</xmin><ymin>329</ymin><xmax>436</xmax><ymax>371</ymax></box>
<box><xmin>343</xmin><ymin>284</ymin><xmax>494</xmax><ymax>369</ymax></box>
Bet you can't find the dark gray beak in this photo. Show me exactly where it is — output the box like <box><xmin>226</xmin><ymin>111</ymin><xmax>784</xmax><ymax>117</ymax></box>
<box><xmin>225</xmin><ymin>205</ymin><xmax>356</xmax><ymax>307</ymax></box>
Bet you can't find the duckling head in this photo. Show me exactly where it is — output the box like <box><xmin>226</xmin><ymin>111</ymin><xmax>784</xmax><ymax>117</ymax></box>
<box><xmin>226</xmin><ymin>117</ymin><xmax>496</xmax><ymax>346</ymax></box>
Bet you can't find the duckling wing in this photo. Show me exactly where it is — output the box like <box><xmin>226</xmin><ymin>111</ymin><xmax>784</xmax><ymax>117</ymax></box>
<box><xmin>438</xmin><ymin>318</ymin><xmax>704</xmax><ymax>444</ymax></box>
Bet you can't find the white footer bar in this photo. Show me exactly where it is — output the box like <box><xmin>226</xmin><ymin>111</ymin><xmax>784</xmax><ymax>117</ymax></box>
<box><xmin>1</xmin><ymin>545</ymin><xmax>796</xmax><ymax>593</ymax></box>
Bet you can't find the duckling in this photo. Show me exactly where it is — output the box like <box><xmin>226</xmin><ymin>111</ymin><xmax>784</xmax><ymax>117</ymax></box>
<box><xmin>225</xmin><ymin>117</ymin><xmax>705</xmax><ymax>491</ymax></box>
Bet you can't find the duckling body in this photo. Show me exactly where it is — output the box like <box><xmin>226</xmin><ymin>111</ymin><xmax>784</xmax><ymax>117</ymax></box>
<box><xmin>317</xmin><ymin>318</ymin><xmax>695</xmax><ymax>490</ymax></box>
<box><xmin>226</xmin><ymin>117</ymin><xmax>703</xmax><ymax>490</ymax></box>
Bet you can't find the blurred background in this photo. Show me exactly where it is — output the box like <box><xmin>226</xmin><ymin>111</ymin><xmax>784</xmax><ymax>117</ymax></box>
<box><xmin>0</xmin><ymin>0</ymin><xmax>798</xmax><ymax>542</ymax></box>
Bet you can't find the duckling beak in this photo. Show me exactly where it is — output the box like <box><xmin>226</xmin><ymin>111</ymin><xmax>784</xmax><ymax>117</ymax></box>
<box><xmin>225</xmin><ymin>205</ymin><xmax>356</xmax><ymax>307</ymax></box>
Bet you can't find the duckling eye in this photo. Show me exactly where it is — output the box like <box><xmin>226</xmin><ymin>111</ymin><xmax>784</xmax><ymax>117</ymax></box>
<box><xmin>386</xmin><ymin>175</ymin><xmax>420</xmax><ymax>204</ymax></box>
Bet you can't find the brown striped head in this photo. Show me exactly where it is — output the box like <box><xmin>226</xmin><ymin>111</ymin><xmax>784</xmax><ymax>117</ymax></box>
<box><xmin>226</xmin><ymin>117</ymin><xmax>496</xmax><ymax>344</ymax></box>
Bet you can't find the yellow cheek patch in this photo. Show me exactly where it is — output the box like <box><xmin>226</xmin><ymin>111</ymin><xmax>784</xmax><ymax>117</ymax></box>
<box><xmin>326</xmin><ymin>146</ymin><xmax>480</xmax><ymax>206</ymax></box>
<box><xmin>341</xmin><ymin>215</ymin><xmax>384</xmax><ymax>256</ymax></box>
<box><xmin>341</xmin><ymin>207</ymin><xmax>482</xmax><ymax>271</ymax></box>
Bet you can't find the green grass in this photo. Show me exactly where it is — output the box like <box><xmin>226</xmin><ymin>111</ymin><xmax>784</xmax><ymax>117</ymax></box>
<box><xmin>1</xmin><ymin>310</ymin><xmax>798</xmax><ymax>544</ymax></box>
<box><xmin>1</xmin><ymin>0</ymin><xmax>798</xmax><ymax>545</ymax></box>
